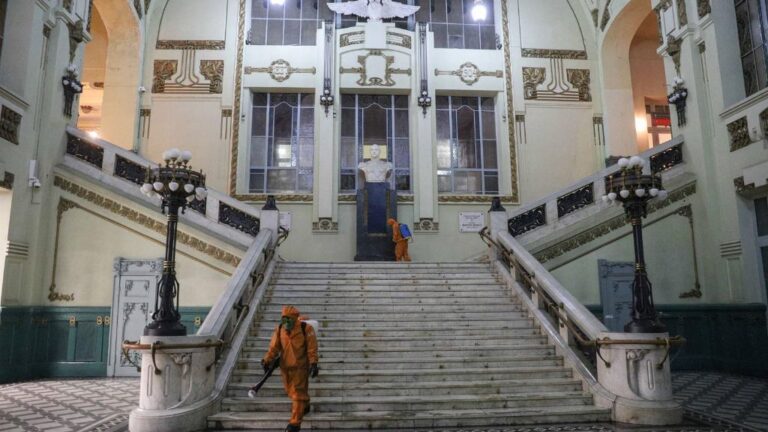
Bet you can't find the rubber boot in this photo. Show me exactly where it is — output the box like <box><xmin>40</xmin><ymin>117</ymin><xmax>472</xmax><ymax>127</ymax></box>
<box><xmin>285</xmin><ymin>424</ymin><xmax>300</xmax><ymax>432</ymax></box>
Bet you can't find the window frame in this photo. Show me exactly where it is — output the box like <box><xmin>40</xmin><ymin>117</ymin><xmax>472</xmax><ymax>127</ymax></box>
<box><xmin>248</xmin><ymin>92</ymin><xmax>315</xmax><ymax>194</ymax></box>
<box><xmin>247</xmin><ymin>0</ymin><xmax>333</xmax><ymax>46</ymax></box>
<box><xmin>734</xmin><ymin>0</ymin><xmax>768</xmax><ymax>96</ymax></box>
<box><xmin>416</xmin><ymin>0</ymin><xmax>497</xmax><ymax>50</ymax></box>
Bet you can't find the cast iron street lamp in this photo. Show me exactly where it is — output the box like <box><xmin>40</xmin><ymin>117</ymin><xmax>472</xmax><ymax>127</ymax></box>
<box><xmin>140</xmin><ymin>149</ymin><xmax>207</xmax><ymax>336</ymax></box>
<box><xmin>603</xmin><ymin>156</ymin><xmax>669</xmax><ymax>333</ymax></box>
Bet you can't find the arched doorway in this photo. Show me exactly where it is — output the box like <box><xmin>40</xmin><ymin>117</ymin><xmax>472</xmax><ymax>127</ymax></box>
<box><xmin>601</xmin><ymin>1</ymin><xmax>669</xmax><ymax>158</ymax></box>
<box><xmin>77</xmin><ymin>0</ymin><xmax>141</xmax><ymax>149</ymax></box>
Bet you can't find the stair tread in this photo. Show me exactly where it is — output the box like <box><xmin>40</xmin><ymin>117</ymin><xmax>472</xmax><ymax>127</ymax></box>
<box><xmin>222</xmin><ymin>392</ymin><xmax>589</xmax><ymax>405</ymax></box>
<box><xmin>226</xmin><ymin>377</ymin><xmax>582</xmax><ymax>390</ymax></box>
<box><xmin>233</xmin><ymin>366</ymin><xmax>570</xmax><ymax>376</ymax></box>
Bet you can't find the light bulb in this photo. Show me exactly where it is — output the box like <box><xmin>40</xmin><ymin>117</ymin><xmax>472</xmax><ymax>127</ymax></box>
<box><xmin>153</xmin><ymin>182</ymin><xmax>164</xmax><ymax>192</ymax></box>
<box><xmin>271</xmin><ymin>0</ymin><xmax>285</xmax><ymax>5</ymax></box>
<box><xmin>181</xmin><ymin>151</ymin><xmax>192</xmax><ymax>162</ymax></box>
<box><xmin>186</xmin><ymin>195</ymin><xmax>195</xmax><ymax>203</ymax></box>
<box><xmin>169</xmin><ymin>181</ymin><xmax>179</xmax><ymax>191</ymax></box>
<box><xmin>618</xmin><ymin>158</ymin><xmax>629</xmax><ymax>168</ymax></box>
<box><xmin>168</xmin><ymin>148</ymin><xmax>181</xmax><ymax>160</ymax></box>
<box><xmin>649</xmin><ymin>188</ymin><xmax>659</xmax><ymax>197</ymax></box>
<box><xmin>141</xmin><ymin>183</ymin><xmax>153</xmax><ymax>194</ymax></box>
<box><xmin>602</xmin><ymin>195</ymin><xmax>610</xmax><ymax>203</ymax></box>
<box><xmin>620</xmin><ymin>189</ymin><xmax>630</xmax><ymax>199</ymax></box>
<box><xmin>635</xmin><ymin>188</ymin><xmax>646</xmax><ymax>197</ymax></box>
<box><xmin>607</xmin><ymin>192</ymin><xmax>617</xmax><ymax>201</ymax></box>
<box><xmin>629</xmin><ymin>156</ymin><xmax>643</xmax><ymax>168</ymax></box>
<box><xmin>658</xmin><ymin>190</ymin><xmax>669</xmax><ymax>200</ymax></box>
<box><xmin>184</xmin><ymin>184</ymin><xmax>195</xmax><ymax>193</ymax></box>
<box><xmin>471</xmin><ymin>0</ymin><xmax>487</xmax><ymax>21</ymax></box>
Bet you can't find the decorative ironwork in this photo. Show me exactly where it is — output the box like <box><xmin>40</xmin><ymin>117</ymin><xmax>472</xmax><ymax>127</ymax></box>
<box><xmin>115</xmin><ymin>155</ymin><xmax>148</xmax><ymax>185</ymax></box>
<box><xmin>155</xmin><ymin>40</ymin><xmax>225</xmax><ymax>50</ymax></box>
<box><xmin>219</xmin><ymin>202</ymin><xmax>260</xmax><ymax>236</ymax></box>
<box><xmin>727</xmin><ymin>117</ymin><xmax>751</xmax><ymax>151</ymax></box>
<box><xmin>557</xmin><ymin>184</ymin><xmax>594</xmax><ymax>218</ymax></box>
<box><xmin>521</xmin><ymin>49</ymin><xmax>588</xmax><ymax>60</ymax></box>
<box><xmin>650</xmin><ymin>143</ymin><xmax>684</xmax><ymax>173</ymax></box>
<box><xmin>0</xmin><ymin>106</ymin><xmax>22</xmax><ymax>144</ymax></box>
<box><xmin>66</xmin><ymin>132</ymin><xmax>104</xmax><ymax>168</ymax></box>
<box><xmin>508</xmin><ymin>205</ymin><xmax>546</xmax><ymax>237</ymax></box>
<box><xmin>188</xmin><ymin>197</ymin><xmax>206</xmax><ymax>214</ymax></box>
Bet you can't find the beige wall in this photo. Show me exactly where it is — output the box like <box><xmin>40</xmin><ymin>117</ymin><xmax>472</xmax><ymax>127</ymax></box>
<box><xmin>629</xmin><ymin>12</ymin><xmax>667</xmax><ymax>152</ymax></box>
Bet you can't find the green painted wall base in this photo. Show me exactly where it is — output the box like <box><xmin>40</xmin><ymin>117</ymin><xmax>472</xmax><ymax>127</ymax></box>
<box><xmin>587</xmin><ymin>304</ymin><xmax>768</xmax><ymax>377</ymax></box>
<box><xmin>0</xmin><ymin>306</ymin><xmax>209</xmax><ymax>384</ymax></box>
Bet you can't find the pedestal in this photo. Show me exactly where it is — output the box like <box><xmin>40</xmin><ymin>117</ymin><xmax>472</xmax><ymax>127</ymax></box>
<box><xmin>355</xmin><ymin>182</ymin><xmax>396</xmax><ymax>261</ymax></box>
<box><xmin>596</xmin><ymin>332</ymin><xmax>683</xmax><ymax>425</ymax></box>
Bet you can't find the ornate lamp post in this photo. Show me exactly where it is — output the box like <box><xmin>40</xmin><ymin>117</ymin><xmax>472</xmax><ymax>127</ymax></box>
<box><xmin>603</xmin><ymin>156</ymin><xmax>669</xmax><ymax>333</ymax></box>
<box><xmin>140</xmin><ymin>149</ymin><xmax>207</xmax><ymax>336</ymax></box>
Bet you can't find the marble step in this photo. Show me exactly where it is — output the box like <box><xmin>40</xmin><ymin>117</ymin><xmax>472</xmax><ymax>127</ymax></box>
<box><xmin>254</xmin><ymin>311</ymin><xmax>530</xmax><ymax>322</ymax></box>
<box><xmin>225</xmin><ymin>377</ymin><xmax>584</xmax><ymax>398</ymax></box>
<box><xmin>268</xmin><ymin>279</ymin><xmax>500</xmax><ymax>286</ymax></box>
<box><xmin>272</xmin><ymin>272</ymin><xmax>499</xmax><ymax>280</ymax></box>
<box><xmin>221</xmin><ymin>392</ymin><xmax>593</xmax><ymax>413</ymax></box>
<box><xmin>259</xmin><ymin>304</ymin><xmax>525</xmax><ymax>314</ymax></box>
<box><xmin>258</xmin><ymin>297</ymin><xmax>518</xmax><ymax>307</ymax></box>
<box><xmin>265</xmin><ymin>288</ymin><xmax>510</xmax><ymax>298</ymax></box>
<box><xmin>207</xmin><ymin>405</ymin><xmax>612</xmax><ymax>430</ymax></box>
<box><xmin>278</xmin><ymin>262</ymin><xmax>490</xmax><ymax>269</ymax></box>
<box><xmin>236</xmin><ymin>354</ymin><xmax>562</xmax><ymax>371</ymax></box>
<box><xmin>251</xmin><ymin>317</ymin><xmax>533</xmax><ymax>330</ymax></box>
<box><xmin>230</xmin><ymin>366</ymin><xmax>573</xmax><ymax>384</ymax></box>
<box><xmin>251</xmin><ymin>326</ymin><xmax>540</xmax><ymax>338</ymax></box>
<box><xmin>240</xmin><ymin>344</ymin><xmax>556</xmax><ymax>360</ymax></box>
<box><xmin>246</xmin><ymin>334</ymin><xmax>547</xmax><ymax>350</ymax></box>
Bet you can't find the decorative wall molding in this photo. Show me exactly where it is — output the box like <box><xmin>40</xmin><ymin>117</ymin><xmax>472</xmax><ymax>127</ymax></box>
<box><xmin>156</xmin><ymin>40</ymin><xmax>225</xmax><ymax>50</ymax></box>
<box><xmin>676</xmin><ymin>0</ymin><xmax>688</xmax><ymax>27</ymax></box>
<box><xmin>67</xmin><ymin>20</ymin><xmax>86</xmax><ymax>63</ymax></box>
<box><xmin>439</xmin><ymin>195</ymin><xmax>515</xmax><ymax>203</ymax></box>
<box><xmin>385</xmin><ymin>32</ymin><xmax>411</xmax><ymax>49</ymax></box>
<box><xmin>233</xmin><ymin>193</ymin><xmax>313</xmax><ymax>203</ymax></box>
<box><xmin>523</xmin><ymin>66</ymin><xmax>592</xmax><ymax>102</ymax></box>
<box><xmin>697</xmin><ymin>0</ymin><xmax>711</xmax><ymax>18</ymax></box>
<box><xmin>515</xmin><ymin>114</ymin><xmax>527</xmax><ymax>146</ymax></box>
<box><xmin>521</xmin><ymin>49</ymin><xmax>588</xmax><ymax>60</ymax></box>
<box><xmin>434</xmin><ymin>62</ymin><xmax>503</xmax><ymax>86</ymax></box>
<box><xmin>414</xmin><ymin>218</ymin><xmax>439</xmax><ymax>232</ymax></box>
<box><xmin>244</xmin><ymin>59</ymin><xmax>316</xmax><ymax>83</ymax></box>
<box><xmin>0</xmin><ymin>106</ymin><xmax>22</xmax><ymax>145</ymax></box>
<box><xmin>600</xmin><ymin>0</ymin><xmax>612</xmax><ymax>31</ymax></box>
<box><xmin>500</xmin><ymin>0</ymin><xmax>519</xmax><ymax>202</ymax></box>
<box><xmin>534</xmin><ymin>182</ymin><xmax>697</xmax><ymax>263</ymax></box>
<box><xmin>593</xmin><ymin>115</ymin><xmax>605</xmax><ymax>147</ymax></box>
<box><xmin>727</xmin><ymin>117</ymin><xmax>752</xmax><ymax>152</ymax></box>
<box><xmin>339</xmin><ymin>31</ymin><xmax>364</xmax><ymax>47</ymax></box>
<box><xmin>221</xmin><ymin>108</ymin><xmax>233</xmax><ymax>140</ymax></box>
<box><xmin>53</xmin><ymin>176</ymin><xmax>241</xmax><ymax>268</ymax></box>
<box><xmin>720</xmin><ymin>240</ymin><xmax>742</xmax><ymax>258</ymax></box>
<box><xmin>7</xmin><ymin>241</ymin><xmax>29</xmax><ymax>259</ymax></box>
<box><xmin>229</xmin><ymin>0</ymin><xmax>247</xmax><ymax>195</ymax></box>
<box><xmin>339</xmin><ymin>50</ymin><xmax>411</xmax><ymax>87</ymax></box>
<box><xmin>152</xmin><ymin>55</ymin><xmax>224</xmax><ymax>94</ymax></box>
<box><xmin>312</xmin><ymin>217</ymin><xmax>338</xmax><ymax>232</ymax></box>
<box><xmin>675</xmin><ymin>205</ymin><xmax>702</xmax><ymax>299</ymax></box>
<box><xmin>49</xmin><ymin>199</ymin><xmax>78</xmax><ymax>302</ymax></box>
<box><xmin>139</xmin><ymin>108</ymin><xmax>151</xmax><ymax>139</ymax></box>
<box><xmin>734</xmin><ymin>176</ymin><xmax>768</xmax><ymax>195</ymax></box>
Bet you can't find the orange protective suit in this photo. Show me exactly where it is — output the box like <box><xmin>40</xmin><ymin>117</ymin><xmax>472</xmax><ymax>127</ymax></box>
<box><xmin>387</xmin><ymin>218</ymin><xmax>411</xmax><ymax>262</ymax></box>
<box><xmin>263</xmin><ymin>305</ymin><xmax>319</xmax><ymax>428</ymax></box>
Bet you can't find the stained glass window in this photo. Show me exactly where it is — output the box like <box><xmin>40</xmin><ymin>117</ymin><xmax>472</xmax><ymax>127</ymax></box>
<box><xmin>415</xmin><ymin>0</ymin><xmax>496</xmax><ymax>49</ymax></box>
<box><xmin>735</xmin><ymin>0</ymin><xmax>768</xmax><ymax>96</ymax></box>
<box><xmin>249</xmin><ymin>0</ymin><xmax>333</xmax><ymax>46</ymax></box>
<box><xmin>340</xmin><ymin>94</ymin><xmax>410</xmax><ymax>192</ymax></box>
<box><xmin>436</xmin><ymin>96</ymin><xmax>498</xmax><ymax>194</ymax></box>
<box><xmin>249</xmin><ymin>93</ymin><xmax>315</xmax><ymax>193</ymax></box>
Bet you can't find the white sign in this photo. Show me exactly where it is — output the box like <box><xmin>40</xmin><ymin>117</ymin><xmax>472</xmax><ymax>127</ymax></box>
<box><xmin>459</xmin><ymin>212</ymin><xmax>484</xmax><ymax>233</ymax></box>
<box><xmin>279</xmin><ymin>212</ymin><xmax>292</xmax><ymax>230</ymax></box>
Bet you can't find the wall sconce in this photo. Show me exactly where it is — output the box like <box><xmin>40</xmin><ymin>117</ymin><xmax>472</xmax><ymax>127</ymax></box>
<box><xmin>62</xmin><ymin>64</ymin><xmax>83</xmax><ymax>118</ymax></box>
<box><xmin>667</xmin><ymin>76</ymin><xmax>688</xmax><ymax>127</ymax></box>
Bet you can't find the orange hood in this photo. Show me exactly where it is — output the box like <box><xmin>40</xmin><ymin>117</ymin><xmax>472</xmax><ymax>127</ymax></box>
<box><xmin>282</xmin><ymin>305</ymin><xmax>300</xmax><ymax>319</ymax></box>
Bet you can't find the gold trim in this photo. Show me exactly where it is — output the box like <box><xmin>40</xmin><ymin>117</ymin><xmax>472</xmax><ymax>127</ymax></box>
<box><xmin>156</xmin><ymin>40</ymin><xmax>225</xmax><ymax>50</ymax></box>
<box><xmin>434</xmin><ymin>62</ymin><xmax>503</xmax><ymax>86</ymax></box>
<box><xmin>534</xmin><ymin>182</ymin><xmax>696</xmax><ymax>263</ymax></box>
<box><xmin>244</xmin><ymin>59</ymin><xmax>316</xmax><ymax>82</ymax></box>
<box><xmin>233</xmin><ymin>193</ymin><xmax>313</xmax><ymax>202</ymax></box>
<box><xmin>229</xmin><ymin>0</ymin><xmax>247</xmax><ymax>195</ymax></box>
<box><xmin>501</xmin><ymin>0</ymin><xmax>519</xmax><ymax>202</ymax></box>
<box><xmin>414</xmin><ymin>218</ymin><xmax>439</xmax><ymax>231</ymax></box>
<box><xmin>385</xmin><ymin>32</ymin><xmax>411</xmax><ymax>49</ymax></box>
<box><xmin>53</xmin><ymin>177</ymin><xmax>241</xmax><ymax>268</ymax></box>
<box><xmin>339</xmin><ymin>50</ymin><xmax>411</xmax><ymax>87</ymax></box>
<box><xmin>521</xmin><ymin>49</ymin><xmax>588</xmax><ymax>60</ymax></box>
<box><xmin>340</xmin><ymin>31</ymin><xmax>364</xmax><ymax>47</ymax></box>
<box><xmin>312</xmin><ymin>217</ymin><xmax>338</xmax><ymax>232</ymax></box>
<box><xmin>439</xmin><ymin>195</ymin><xmax>515</xmax><ymax>203</ymax></box>
<box><xmin>49</xmin><ymin>199</ymin><xmax>78</xmax><ymax>302</ymax></box>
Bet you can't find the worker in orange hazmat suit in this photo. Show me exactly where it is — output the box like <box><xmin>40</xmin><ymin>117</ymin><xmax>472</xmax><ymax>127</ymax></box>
<box><xmin>387</xmin><ymin>218</ymin><xmax>411</xmax><ymax>262</ymax></box>
<box><xmin>262</xmin><ymin>305</ymin><xmax>319</xmax><ymax>432</ymax></box>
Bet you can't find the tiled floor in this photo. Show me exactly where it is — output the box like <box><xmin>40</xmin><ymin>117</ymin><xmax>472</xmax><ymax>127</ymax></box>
<box><xmin>0</xmin><ymin>372</ymin><xmax>766</xmax><ymax>431</ymax></box>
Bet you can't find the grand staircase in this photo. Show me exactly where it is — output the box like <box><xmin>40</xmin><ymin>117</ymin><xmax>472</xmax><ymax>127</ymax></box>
<box><xmin>207</xmin><ymin>262</ymin><xmax>611</xmax><ymax>430</ymax></box>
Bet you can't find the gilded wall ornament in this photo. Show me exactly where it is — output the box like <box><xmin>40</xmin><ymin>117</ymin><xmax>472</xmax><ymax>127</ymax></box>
<box><xmin>245</xmin><ymin>59</ymin><xmax>316</xmax><ymax>83</ymax></box>
<box><xmin>312</xmin><ymin>218</ymin><xmax>338</xmax><ymax>232</ymax></box>
<box><xmin>339</xmin><ymin>50</ymin><xmax>411</xmax><ymax>87</ymax></box>
<box><xmin>521</xmin><ymin>49</ymin><xmax>588</xmax><ymax>60</ymax></box>
<box><xmin>340</xmin><ymin>31</ymin><xmax>365</xmax><ymax>47</ymax></box>
<box><xmin>49</xmin><ymin>199</ymin><xmax>79</xmax><ymax>302</ymax></box>
<box><xmin>697</xmin><ymin>0</ymin><xmax>711</xmax><ymax>18</ymax></box>
<box><xmin>152</xmin><ymin>60</ymin><xmax>178</xmax><ymax>93</ymax></box>
<box><xmin>760</xmin><ymin>107</ymin><xmax>768</xmax><ymax>142</ymax></box>
<box><xmin>727</xmin><ymin>117</ymin><xmax>752</xmax><ymax>152</ymax></box>
<box><xmin>501</xmin><ymin>0</ymin><xmax>519</xmax><ymax>202</ymax></box>
<box><xmin>200</xmin><ymin>60</ymin><xmax>225</xmax><ymax>93</ymax></box>
<box><xmin>734</xmin><ymin>176</ymin><xmax>768</xmax><ymax>195</ymax></box>
<box><xmin>67</xmin><ymin>20</ymin><xmax>86</xmax><ymax>63</ymax></box>
<box><xmin>434</xmin><ymin>62</ymin><xmax>503</xmax><ymax>86</ymax></box>
<box><xmin>233</xmin><ymin>193</ymin><xmax>313</xmax><ymax>202</ymax></box>
<box><xmin>522</xmin><ymin>67</ymin><xmax>546</xmax><ymax>100</ymax></box>
<box><xmin>53</xmin><ymin>176</ymin><xmax>241</xmax><ymax>268</ymax></box>
<box><xmin>133</xmin><ymin>0</ymin><xmax>143</xmax><ymax>18</ymax></box>
<box><xmin>600</xmin><ymin>0</ymin><xmax>612</xmax><ymax>31</ymax></box>
<box><xmin>566</xmin><ymin>69</ymin><xmax>592</xmax><ymax>102</ymax></box>
<box><xmin>63</xmin><ymin>0</ymin><xmax>74</xmax><ymax>12</ymax></box>
<box><xmin>0</xmin><ymin>105</ymin><xmax>22</xmax><ymax>145</ymax></box>
<box><xmin>438</xmin><ymin>195</ymin><xmax>515</xmax><ymax>203</ymax></box>
<box><xmin>385</xmin><ymin>32</ymin><xmax>411</xmax><ymax>49</ymax></box>
<box><xmin>156</xmin><ymin>40</ymin><xmax>226</xmax><ymax>50</ymax></box>
<box><xmin>229</xmin><ymin>0</ymin><xmax>247</xmax><ymax>196</ymax></box>
<box><xmin>414</xmin><ymin>218</ymin><xmax>439</xmax><ymax>231</ymax></box>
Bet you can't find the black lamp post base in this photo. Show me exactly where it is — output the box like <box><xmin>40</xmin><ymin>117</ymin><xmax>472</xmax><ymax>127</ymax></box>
<box><xmin>624</xmin><ymin>319</ymin><xmax>666</xmax><ymax>334</ymax></box>
<box><xmin>143</xmin><ymin>320</ymin><xmax>187</xmax><ymax>336</ymax></box>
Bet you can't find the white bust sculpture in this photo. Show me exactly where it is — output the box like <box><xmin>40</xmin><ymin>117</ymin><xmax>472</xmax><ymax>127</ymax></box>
<box><xmin>358</xmin><ymin>144</ymin><xmax>393</xmax><ymax>183</ymax></box>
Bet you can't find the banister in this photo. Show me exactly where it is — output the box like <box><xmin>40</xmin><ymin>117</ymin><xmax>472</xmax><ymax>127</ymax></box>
<box><xmin>496</xmin><ymin>230</ymin><xmax>608</xmax><ymax>339</ymax></box>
